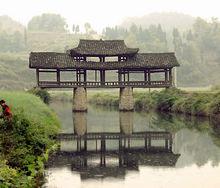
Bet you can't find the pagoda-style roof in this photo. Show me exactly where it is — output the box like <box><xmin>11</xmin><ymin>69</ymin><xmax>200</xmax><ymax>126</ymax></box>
<box><xmin>29</xmin><ymin>52</ymin><xmax>179</xmax><ymax>70</ymax></box>
<box><xmin>69</xmin><ymin>39</ymin><xmax>139</xmax><ymax>56</ymax></box>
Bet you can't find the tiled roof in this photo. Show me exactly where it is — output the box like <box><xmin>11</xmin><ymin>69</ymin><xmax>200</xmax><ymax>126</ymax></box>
<box><xmin>29</xmin><ymin>52</ymin><xmax>179</xmax><ymax>69</ymax></box>
<box><xmin>69</xmin><ymin>39</ymin><xmax>139</xmax><ymax>56</ymax></box>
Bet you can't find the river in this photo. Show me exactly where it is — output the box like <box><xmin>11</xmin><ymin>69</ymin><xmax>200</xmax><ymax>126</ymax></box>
<box><xmin>44</xmin><ymin>101</ymin><xmax>220</xmax><ymax>188</ymax></box>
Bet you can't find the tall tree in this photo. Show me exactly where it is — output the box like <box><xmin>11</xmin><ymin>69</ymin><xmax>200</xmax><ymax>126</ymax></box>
<box><xmin>27</xmin><ymin>13</ymin><xmax>68</xmax><ymax>32</ymax></box>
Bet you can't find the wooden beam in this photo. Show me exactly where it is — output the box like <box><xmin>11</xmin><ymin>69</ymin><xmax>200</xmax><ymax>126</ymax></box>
<box><xmin>39</xmin><ymin>70</ymin><xmax>57</xmax><ymax>73</ymax></box>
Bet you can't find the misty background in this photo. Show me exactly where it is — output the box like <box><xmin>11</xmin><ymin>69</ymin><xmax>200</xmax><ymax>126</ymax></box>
<box><xmin>0</xmin><ymin>0</ymin><xmax>220</xmax><ymax>89</ymax></box>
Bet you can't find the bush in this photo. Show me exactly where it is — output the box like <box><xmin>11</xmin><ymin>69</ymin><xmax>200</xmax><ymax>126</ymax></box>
<box><xmin>152</xmin><ymin>88</ymin><xmax>184</xmax><ymax>111</ymax></box>
<box><xmin>209</xmin><ymin>92</ymin><xmax>220</xmax><ymax>114</ymax></box>
<box><xmin>134</xmin><ymin>92</ymin><xmax>154</xmax><ymax>111</ymax></box>
<box><xmin>28</xmin><ymin>87</ymin><xmax>51</xmax><ymax>104</ymax></box>
<box><xmin>88</xmin><ymin>89</ymin><xmax>220</xmax><ymax>117</ymax></box>
<box><xmin>0</xmin><ymin>91</ymin><xmax>60</xmax><ymax>187</ymax></box>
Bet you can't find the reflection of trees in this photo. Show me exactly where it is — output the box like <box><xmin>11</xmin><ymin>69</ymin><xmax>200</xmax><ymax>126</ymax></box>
<box><xmin>149</xmin><ymin>112</ymin><xmax>220</xmax><ymax>168</ymax></box>
<box><xmin>50</xmin><ymin>100</ymin><xmax>220</xmax><ymax>169</ymax></box>
<box><xmin>152</xmin><ymin>112</ymin><xmax>211</xmax><ymax>133</ymax></box>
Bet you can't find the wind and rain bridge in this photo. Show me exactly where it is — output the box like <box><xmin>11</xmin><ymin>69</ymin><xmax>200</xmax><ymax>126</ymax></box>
<box><xmin>29</xmin><ymin>39</ymin><xmax>179</xmax><ymax>111</ymax></box>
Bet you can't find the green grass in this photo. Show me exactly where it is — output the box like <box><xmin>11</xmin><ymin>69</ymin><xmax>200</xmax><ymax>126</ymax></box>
<box><xmin>0</xmin><ymin>91</ymin><xmax>60</xmax><ymax>187</ymax></box>
<box><xmin>88</xmin><ymin>88</ymin><xmax>220</xmax><ymax>117</ymax></box>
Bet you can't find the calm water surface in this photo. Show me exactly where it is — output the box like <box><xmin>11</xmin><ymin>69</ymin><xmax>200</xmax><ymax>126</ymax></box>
<box><xmin>44</xmin><ymin>101</ymin><xmax>220</xmax><ymax>188</ymax></box>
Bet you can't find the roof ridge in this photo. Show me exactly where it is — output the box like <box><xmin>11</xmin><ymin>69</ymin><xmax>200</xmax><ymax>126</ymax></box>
<box><xmin>138</xmin><ymin>52</ymin><xmax>175</xmax><ymax>55</ymax></box>
<box><xmin>79</xmin><ymin>39</ymin><xmax>125</xmax><ymax>42</ymax></box>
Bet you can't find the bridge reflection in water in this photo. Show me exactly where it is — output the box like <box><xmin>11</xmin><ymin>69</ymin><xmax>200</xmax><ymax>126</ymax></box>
<box><xmin>47</xmin><ymin>112</ymin><xmax>180</xmax><ymax>180</ymax></box>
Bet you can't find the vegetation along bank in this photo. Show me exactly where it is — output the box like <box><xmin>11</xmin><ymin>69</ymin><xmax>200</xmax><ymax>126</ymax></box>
<box><xmin>0</xmin><ymin>91</ymin><xmax>60</xmax><ymax>187</ymax></box>
<box><xmin>89</xmin><ymin>88</ymin><xmax>220</xmax><ymax>117</ymax></box>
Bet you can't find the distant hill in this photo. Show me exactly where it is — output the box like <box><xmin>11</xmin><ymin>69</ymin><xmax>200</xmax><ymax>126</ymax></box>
<box><xmin>0</xmin><ymin>15</ymin><xmax>25</xmax><ymax>33</ymax></box>
<box><xmin>121</xmin><ymin>12</ymin><xmax>195</xmax><ymax>31</ymax></box>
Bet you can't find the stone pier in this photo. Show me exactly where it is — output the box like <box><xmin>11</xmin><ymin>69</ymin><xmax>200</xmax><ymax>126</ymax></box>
<box><xmin>72</xmin><ymin>87</ymin><xmax>87</xmax><ymax>112</ymax></box>
<box><xmin>119</xmin><ymin>87</ymin><xmax>134</xmax><ymax>111</ymax></box>
<box><xmin>73</xmin><ymin>112</ymin><xmax>87</xmax><ymax>135</ymax></box>
<box><xmin>119</xmin><ymin>111</ymin><xmax>134</xmax><ymax>135</ymax></box>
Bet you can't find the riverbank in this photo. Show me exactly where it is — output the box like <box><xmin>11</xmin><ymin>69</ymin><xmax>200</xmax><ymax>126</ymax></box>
<box><xmin>0</xmin><ymin>91</ymin><xmax>60</xmax><ymax>187</ymax></box>
<box><xmin>88</xmin><ymin>88</ymin><xmax>220</xmax><ymax>117</ymax></box>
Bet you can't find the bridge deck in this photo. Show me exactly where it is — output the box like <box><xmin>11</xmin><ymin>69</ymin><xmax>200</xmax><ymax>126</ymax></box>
<box><xmin>39</xmin><ymin>80</ymin><xmax>171</xmax><ymax>88</ymax></box>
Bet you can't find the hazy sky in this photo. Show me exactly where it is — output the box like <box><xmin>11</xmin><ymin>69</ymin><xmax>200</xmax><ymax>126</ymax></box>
<box><xmin>1</xmin><ymin>0</ymin><xmax>220</xmax><ymax>32</ymax></box>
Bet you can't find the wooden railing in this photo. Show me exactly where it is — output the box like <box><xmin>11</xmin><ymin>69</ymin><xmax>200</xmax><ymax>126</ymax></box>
<box><xmin>56</xmin><ymin>131</ymin><xmax>172</xmax><ymax>141</ymax></box>
<box><xmin>38</xmin><ymin>80</ymin><xmax>171</xmax><ymax>88</ymax></box>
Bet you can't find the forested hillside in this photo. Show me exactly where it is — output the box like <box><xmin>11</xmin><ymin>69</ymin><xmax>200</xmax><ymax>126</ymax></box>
<box><xmin>0</xmin><ymin>13</ymin><xmax>219</xmax><ymax>89</ymax></box>
<box><xmin>121</xmin><ymin>12</ymin><xmax>195</xmax><ymax>32</ymax></box>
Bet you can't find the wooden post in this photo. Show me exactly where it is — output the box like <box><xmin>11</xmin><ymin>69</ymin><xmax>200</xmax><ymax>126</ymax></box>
<box><xmin>127</xmin><ymin>71</ymin><xmax>130</xmax><ymax>82</ymax></box>
<box><xmin>36</xmin><ymin>69</ymin><xmax>39</xmax><ymax>86</ymax></box>
<box><xmin>95</xmin><ymin>70</ymin><xmax>97</xmax><ymax>82</ymax></box>
<box><xmin>165</xmin><ymin>69</ymin><xmax>168</xmax><ymax>82</ymax></box>
<box><xmin>100</xmin><ymin>70</ymin><xmax>103</xmax><ymax>84</ymax></box>
<box><xmin>169</xmin><ymin>135</ymin><xmax>173</xmax><ymax>151</ymax></box>
<box><xmin>76</xmin><ymin>70</ymin><xmax>78</xmax><ymax>82</ymax></box>
<box><xmin>84</xmin><ymin>139</ymin><xmax>87</xmax><ymax>151</ymax></box>
<box><xmin>57</xmin><ymin>69</ymin><xmax>60</xmax><ymax>85</ymax></box>
<box><xmin>148</xmin><ymin>135</ymin><xmax>151</xmax><ymax>151</ymax></box>
<box><xmin>148</xmin><ymin>69</ymin><xmax>151</xmax><ymax>84</ymax></box>
<box><xmin>118</xmin><ymin>56</ymin><xmax>121</xmax><ymax>62</ymax></box>
<box><xmin>165</xmin><ymin>139</ymin><xmax>168</xmax><ymax>150</ymax></box>
<box><xmin>103</xmin><ymin>70</ymin><xmax>105</xmax><ymax>83</ymax></box>
<box><xmin>84</xmin><ymin>70</ymin><xmax>87</xmax><ymax>82</ymax></box>
<box><xmin>118</xmin><ymin>70</ymin><xmax>122</xmax><ymax>82</ymax></box>
<box><xmin>169</xmin><ymin>68</ymin><xmax>173</xmax><ymax>86</ymax></box>
<box><xmin>145</xmin><ymin>137</ymin><xmax>148</xmax><ymax>151</ymax></box>
<box><xmin>144</xmin><ymin>70</ymin><xmax>147</xmax><ymax>82</ymax></box>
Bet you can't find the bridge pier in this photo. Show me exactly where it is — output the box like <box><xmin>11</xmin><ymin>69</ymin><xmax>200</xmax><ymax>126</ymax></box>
<box><xmin>73</xmin><ymin>87</ymin><xmax>87</xmax><ymax>112</ymax></box>
<box><xmin>119</xmin><ymin>87</ymin><xmax>134</xmax><ymax>111</ymax></box>
<box><xmin>73</xmin><ymin>112</ymin><xmax>87</xmax><ymax>135</ymax></box>
<box><xmin>119</xmin><ymin>111</ymin><xmax>133</xmax><ymax>135</ymax></box>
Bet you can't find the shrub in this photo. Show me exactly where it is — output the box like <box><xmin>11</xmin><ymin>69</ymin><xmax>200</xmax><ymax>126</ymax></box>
<box><xmin>0</xmin><ymin>91</ymin><xmax>60</xmax><ymax>187</ymax></box>
<box><xmin>28</xmin><ymin>87</ymin><xmax>51</xmax><ymax>104</ymax></box>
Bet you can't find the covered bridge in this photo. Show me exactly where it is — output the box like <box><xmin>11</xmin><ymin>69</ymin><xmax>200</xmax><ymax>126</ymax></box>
<box><xmin>29</xmin><ymin>39</ymin><xmax>179</xmax><ymax>111</ymax></box>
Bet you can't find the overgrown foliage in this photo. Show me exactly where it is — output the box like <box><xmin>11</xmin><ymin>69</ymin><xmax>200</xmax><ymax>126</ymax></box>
<box><xmin>28</xmin><ymin>87</ymin><xmax>51</xmax><ymax>104</ymax></box>
<box><xmin>89</xmin><ymin>89</ymin><xmax>220</xmax><ymax>117</ymax></box>
<box><xmin>0</xmin><ymin>91</ymin><xmax>60</xmax><ymax>187</ymax></box>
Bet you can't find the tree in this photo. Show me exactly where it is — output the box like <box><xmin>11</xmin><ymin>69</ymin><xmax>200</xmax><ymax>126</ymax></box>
<box><xmin>75</xmin><ymin>25</ymin><xmax>80</xmax><ymax>34</ymax></box>
<box><xmin>84</xmin><ymin>22</ymin><xmax>91</xmax><ymax>34</ymax></box>
<box><xmin>72</xmin><ymin>24</ymin><xmax>75</xmax><ymax>33</ymax></box>
<box><xmin>27</xmin><ymin>13</ymin><xmax>68</xmax><ymax>32</ymax></box>
<box><xmin>72</xmin><ymin>24</ymin><xmax>80</xmax><ymax>34</ymax></box>
<box><xmin>172</xmin><ymin>28</ymin><xmax>182</xmax><ymax>57</ymax></box>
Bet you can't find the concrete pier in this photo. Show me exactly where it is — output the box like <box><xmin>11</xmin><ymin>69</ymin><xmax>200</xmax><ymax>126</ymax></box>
<box><xmin>119</xmin><ymin>87</ymin><xmax>134</xmax><ymax>111</ymax></box>
<box><xmin>73</xmin><ymin>87</ymin><xmax>87</xmax><ymax>112</ymax></box>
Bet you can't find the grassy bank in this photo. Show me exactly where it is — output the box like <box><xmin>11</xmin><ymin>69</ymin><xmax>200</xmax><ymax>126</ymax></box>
<box><xmin>0</xmin><ymin>91</ymin><xmax>60</xmax><ymax>187</ymax></box>
<box><xmin>88</xmin><ymin>88</ymin><xmax>220</xmax><ymax>117</ymax></box>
